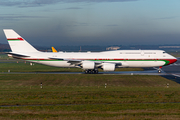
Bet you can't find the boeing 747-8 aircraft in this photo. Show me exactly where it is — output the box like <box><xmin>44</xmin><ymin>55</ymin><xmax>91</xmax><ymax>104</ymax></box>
<box><xmin>3</xmin><ymin>29</ymin><xmax>177</xmax><ymax>74</ymax></box>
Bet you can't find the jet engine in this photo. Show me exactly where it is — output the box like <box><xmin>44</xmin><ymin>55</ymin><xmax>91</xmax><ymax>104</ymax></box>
<box><xmin>102</xmin><ymin>63</ymin><xmax>115</xmax><ymax>71</ymax></box>
<box><xmin>81</xmin><ymin>61</ymin><xmax>95</xmax><ymax>70</ymax></box>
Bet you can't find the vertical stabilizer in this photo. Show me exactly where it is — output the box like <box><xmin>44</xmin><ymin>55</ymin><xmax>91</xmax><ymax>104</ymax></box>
<box><xmin>3</xmin><ymin>29</ymin><xmax>38</xmax><ymax>53</ymax></box>
<box><xmin>52</xmin><ymin>47</ymin><xmax>57</xmax><ymax>52</ymax></box>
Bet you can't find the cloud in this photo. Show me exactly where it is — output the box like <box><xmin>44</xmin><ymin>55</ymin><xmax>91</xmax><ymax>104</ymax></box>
<box><xmin>0</xmin><ymin>0</ymin><xmax>60</xmax><ymax>7</ymax></box>
<box><xmin>106</xmin><ymin>24</ymin><xmax>119</xmax><ymax>27</ymax></box>
<box><xmin>65</xmin><ymin>0</ymin><xmax>138</xmax><ymax>2</ymax></box>
<box><xmin>66</xmin><ymin>7</ymin><xmax>82</xmax><ymax>10</ymax></box>
<box><xmin>0</xmin><ymin>0</ymin><xmax>138</xmax><ymax>7</ymax></box>
<box><xmin>0</xmin><ymin>14</ymin><xmax>46</xmax><ymax>21</ymax></box>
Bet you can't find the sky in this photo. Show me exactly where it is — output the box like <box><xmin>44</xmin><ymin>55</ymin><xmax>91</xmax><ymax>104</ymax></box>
<box><xmin>0</xmin><ymin>0</ymin><xmax>180</xmax><ymax>47</ymax></box>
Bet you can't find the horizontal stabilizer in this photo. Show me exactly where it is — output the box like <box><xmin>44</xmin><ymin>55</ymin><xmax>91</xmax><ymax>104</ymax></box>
<box><xmin>6</xmin><ymin>52</ymin><xmax>30</xmax><ymax>58</ymax></box>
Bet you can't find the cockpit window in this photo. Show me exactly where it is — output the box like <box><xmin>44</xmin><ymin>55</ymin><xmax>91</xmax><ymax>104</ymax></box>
<box><xmin>163</xmin><ymin>52</ymin><xmax>166</xmax><ymax>54</ymax></box>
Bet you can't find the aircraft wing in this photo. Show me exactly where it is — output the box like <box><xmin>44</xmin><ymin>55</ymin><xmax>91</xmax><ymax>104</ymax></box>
<box><xmin>49</xmin><ymin>57</ymin><xmax>81</xmax><ymax>62</ymax></box>
<box><xmin>49</xmin><ymin>57</ymin><xmax>123</xmax><ymax>68</ymax></box>
<box><xmin>49</xmin><ymin>57</ymin><xmax>102</xmax><ymax>63</ymax></box>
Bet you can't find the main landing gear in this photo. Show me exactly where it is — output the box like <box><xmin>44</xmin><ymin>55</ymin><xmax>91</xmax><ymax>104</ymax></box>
<box><xmin>84</xmin><ymin>69</ymin><xmax>99</xmax><ymax>74</ymax></box>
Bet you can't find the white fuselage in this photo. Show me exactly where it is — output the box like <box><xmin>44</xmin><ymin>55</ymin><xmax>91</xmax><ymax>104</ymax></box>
<box><xmin>20</xmin><ymin>50</ymin><xmax>176</xmax><ymax>68</ymax></box>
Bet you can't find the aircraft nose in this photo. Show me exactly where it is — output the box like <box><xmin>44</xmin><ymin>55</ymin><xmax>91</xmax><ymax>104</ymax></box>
<box><xmin>168</xmin><ymin>58</ymin><xmax>177</xmax><ymax>65</ymax></box>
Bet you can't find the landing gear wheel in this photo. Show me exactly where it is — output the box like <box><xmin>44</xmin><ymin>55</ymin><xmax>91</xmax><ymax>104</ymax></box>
<box><xmin>94</xmin><ymin>70</ymin><xmax>98</xmax><ymax>74</ymax></box>
<box><xmin>84</xmin><ymin>69</ymin><xmax>99</xmax><ymax>74</ymax></box>
<box><xmin>85</xmin><ymin>70</ymin><xmax>89</xmax><ymax>74</ymax></box>
<box><xmin>84</xmin><ymin>70</ymin><xmax>91</xmax><ymax>74</ymax></box>
<box><xmin>158</xmin><ymin>66</ymin><xmax>162</xmax><ymax>73</ymax></box>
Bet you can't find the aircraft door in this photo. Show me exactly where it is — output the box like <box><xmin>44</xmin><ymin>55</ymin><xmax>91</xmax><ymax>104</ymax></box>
<box><xmin>141</xmin><ymin>50</ymin><xmax>144</xmax><ymax>56</ymax></box>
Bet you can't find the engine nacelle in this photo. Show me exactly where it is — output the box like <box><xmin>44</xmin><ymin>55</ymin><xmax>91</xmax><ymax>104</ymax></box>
<box><xmin>82</xmin><ymin>61</ymin><xmax>95</xmax><ymax>70</ymax></box>
<box><xmin>102</xmin><ymin>63</ymin><xmax>115</xmax><ymax>71</ymax></box>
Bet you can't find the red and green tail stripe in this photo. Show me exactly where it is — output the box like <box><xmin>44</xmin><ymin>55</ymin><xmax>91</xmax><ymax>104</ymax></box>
<box><xmin>7</xmin><ymin>37</ymin><xmax>24</xmax><ymax>41</ymax></box>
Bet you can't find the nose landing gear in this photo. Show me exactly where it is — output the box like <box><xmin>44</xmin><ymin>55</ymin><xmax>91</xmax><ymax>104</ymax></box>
<box><xmin>158</xmin><ymin>66</ymin><xmax>162</xmax><ymax>73</ymax></box>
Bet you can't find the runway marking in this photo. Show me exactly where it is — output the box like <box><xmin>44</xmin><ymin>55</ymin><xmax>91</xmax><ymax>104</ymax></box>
<box><xmin>171</xmin><ymin>74</ymin><xmax>180</xmax><ymax>77</ymax></box>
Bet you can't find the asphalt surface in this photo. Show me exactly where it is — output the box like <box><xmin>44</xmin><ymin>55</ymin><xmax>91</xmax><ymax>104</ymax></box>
<box><xmin>159</xmin><ymin>58</ymin><xmax>180</xmax><ymax>84</ymax></box>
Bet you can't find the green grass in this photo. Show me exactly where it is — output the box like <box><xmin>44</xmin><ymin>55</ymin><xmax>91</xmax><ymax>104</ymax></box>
<box><xmin>0</xmin><ymin>74</ymin><xmax>180</xmax><ymax>119</ymax></box>
<box><xmin>0</xmin><ymin>53</ymin><xmax>9</xmax><ymax>59</ymax></box>
<box><xmin>1</xmin><ymin>104</ymin><xmax>180</xmax><ymax>120</ymax></box>
<box><xmin>170</xmin><ymin>52</ymin><xmax>180</xmax><ymax>57</ymax></box>
<box><xmin>0</xmin><ymin>62</ymin><xmax>83</xmax><ymax>72</ymax></box>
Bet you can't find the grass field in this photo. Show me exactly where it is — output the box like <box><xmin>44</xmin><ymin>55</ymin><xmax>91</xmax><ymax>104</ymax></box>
<box><xmin>0</xmin><ymin>74</ymin><xmax>180</xmax><ymax>119</ymax></box>
<box><xmin>1</xmin><ymin>54</ymin><xmax>180</xmax><ymax>119</ymax></box>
